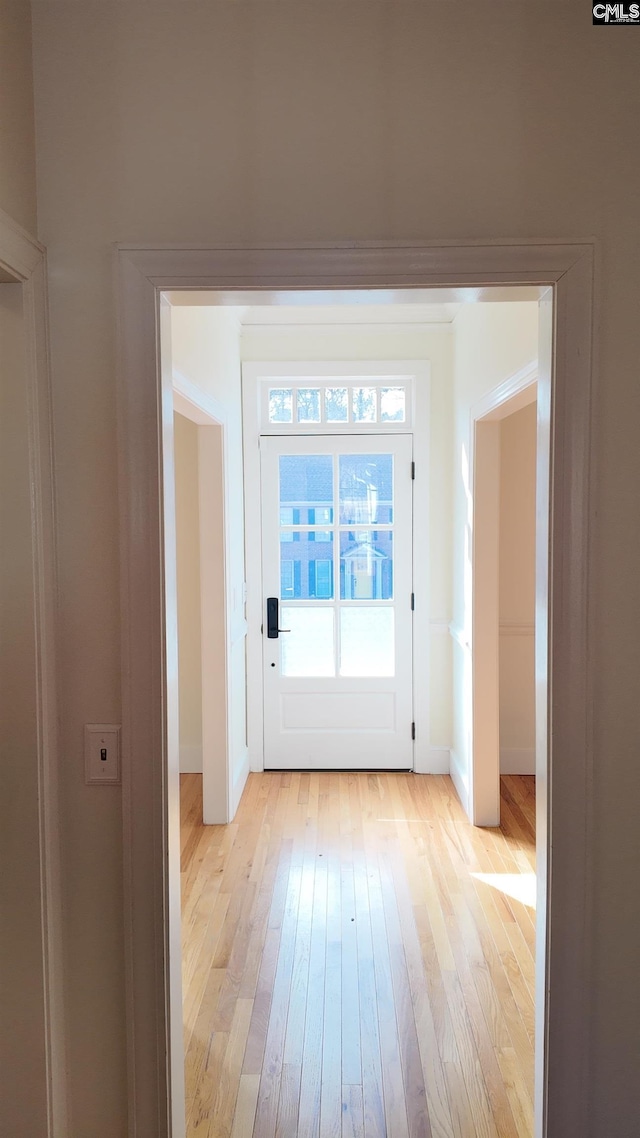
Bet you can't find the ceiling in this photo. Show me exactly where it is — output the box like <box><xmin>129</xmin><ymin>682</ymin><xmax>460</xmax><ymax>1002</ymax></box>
<box><xmin>166</xmin><ymin>286</ymin><xmax>540</xmax><ymax>326</ymax></box>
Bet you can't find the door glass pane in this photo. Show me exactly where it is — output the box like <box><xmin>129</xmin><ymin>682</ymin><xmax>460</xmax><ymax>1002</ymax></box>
<box><xmin>281</xmin><ymin>559</ymin><xmax>295</xmax><ymax>597</ymax></box>
<box><xmin>314</xmin><ymin>560</ymin><xmax>333</xmax><ymax>599</ymax></box>
<box><xmin>279</xmin><ymin>455</ymin><xmax>334</xmax><ymax>525</ymax></box>
<box><xmin>340</xmin><ymin>530</ymin><xmax>393</xmax><ymax>599</ymax></box>
<box><xmin>380</xmin><ymin>387</ymin><xmax>406</xmax><ymax>422</ymax></box>
<box><xmin>279</xmin><ymin>531</ymin><xmax>334</xmax><ymax>599</ymax></box>
<box><xmin>339</xmin><ymin>454</ymin><xmax>393</xmax><ymax>525</ymax></box>
<box><xmin>352</xmin><ymin>387</ymin><xmax>377</xmax><ymax>422</ymax></box>
<box><xmin>340</xmin><ymin>608</ymin><xmax>394</xmax><ymax>677</ymax></box>
<box><xmin>281</xmin><ymin>608</ymin><xmax>335</xmax><ymax>677</ymax></box>
<box><xmin>269</xmin><ymin>388</ymin><xmax>293</xmax><ymax>423</ymax></box>
<box><xmin>296</xmin><ymin>388</ymin><xmax>321</xmax><ymax>423</ymax></box>
<box><xmin>325</xmin><ymin>387</ymin><xmax>348</xmax><ymax>422</ymax></box>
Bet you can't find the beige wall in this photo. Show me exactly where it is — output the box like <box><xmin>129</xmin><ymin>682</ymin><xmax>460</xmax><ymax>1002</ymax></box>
<box><xmin>0</xmin><ymin>13</ymin><xmax>47</xmax><ymax>1132</ymax></box>
<box><xmin>0</xmin><ymin>1</ymin><xmax>37</xmax><ymax>233</ymax></box>
<box><xmin>499</xmin><ymin>401</ymin><xmax>537</xmax><ymax>772</ymax></box>
<box><xmin>30</xmin><ymin>4</ymin><xmax>640</xmax><ymax>1134</ymax></box>
<box><xmin>174</xmin><ymin>413</ymin><xmax>203</xmax><ymax>772</ymax></box>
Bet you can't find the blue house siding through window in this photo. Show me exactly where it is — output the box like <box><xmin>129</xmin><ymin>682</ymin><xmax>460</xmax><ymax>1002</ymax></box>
<box><xmin>279</xmin><ymin>453</ymin><xmax>394</xmax><ymax>601</ymax></box>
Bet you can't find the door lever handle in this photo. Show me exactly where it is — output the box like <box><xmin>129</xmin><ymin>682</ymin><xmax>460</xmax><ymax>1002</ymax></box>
<box><xmin>266</xmin><ymin>597</ymin><xmax>291</xmax><ymax>638</ymax></box>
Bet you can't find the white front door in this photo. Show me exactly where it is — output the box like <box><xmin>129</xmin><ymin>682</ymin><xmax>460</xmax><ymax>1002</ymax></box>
<box><xmin>260</xmin><ymin>435</ymin><xmax>414</xmax><ymax>769</ymax></box>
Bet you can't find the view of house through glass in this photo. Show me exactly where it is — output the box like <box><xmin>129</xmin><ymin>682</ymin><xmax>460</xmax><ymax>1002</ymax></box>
<box><xmin>278</xmin><ymin>452</ymin><xmax>395</xmax><ymax>677</ymax></box>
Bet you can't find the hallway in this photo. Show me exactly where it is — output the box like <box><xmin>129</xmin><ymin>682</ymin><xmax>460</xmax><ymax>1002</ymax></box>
<box><xmin>181</xmin><ymin>772</ymin><xmax>535</xmax><ymax>1138</ymax></box>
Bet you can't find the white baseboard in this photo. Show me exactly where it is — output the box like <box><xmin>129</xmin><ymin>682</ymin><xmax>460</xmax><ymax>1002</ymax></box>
<box><xmin>413</xmin><ymin>747</ymin><xmax>450</xmax><ymax>775</ymax></box>
<box><xmin>179</xmin><ymin>744</ymin><xmax>202</xmax><ymax>773</ymax></box>
<box><xmin>449</xmin><ymin>749</ymin><xmax>469</xmax><ymax>816</ymax></box>
<box><xmin>249</xmin><ymin>747</ymin><xmax>264</xmax><ymax>773</ymax></box>
<box><xmin>231</xmin><ymin>746</ymin><xmax>250</xmax><ymax>818</ymax></box>
<box><xmin>500</xmin><ymin>747</ymin><xmax>535</xmax><ymax>775</ymax></box>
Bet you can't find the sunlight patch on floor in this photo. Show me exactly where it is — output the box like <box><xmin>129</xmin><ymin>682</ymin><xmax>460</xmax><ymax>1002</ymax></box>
<box><xmin>472</xmin><ymin>871</ymin><xmax>537</xmax><ymax>909</ymax></box>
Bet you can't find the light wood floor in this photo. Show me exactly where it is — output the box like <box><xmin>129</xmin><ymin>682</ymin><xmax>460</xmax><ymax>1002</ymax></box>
<box><xmin>181</xmin><ymin>772</ymin><xmax>536</xmax><ymax>1138</ymax></box>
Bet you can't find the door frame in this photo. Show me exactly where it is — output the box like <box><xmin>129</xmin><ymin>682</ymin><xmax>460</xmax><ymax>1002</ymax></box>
<box><xmin>256</xmin><ymin>431</ymin><xmax>415</xmax><ymax>772</ymax></box>
<box><xmin>171</xmin><ymin>364</ymin><xmax>233</xmax><ymax>825</ymax></box>
<box><xmin>116</xmin><ymin>241</ymin><xmax>594</xmax><ymax>1138</ymax></box>
<box><xmin>242</xmin><ymin>359</ymin><xmax>433</xmax><ymax>774</ymax></box>
<box><xmin>469</xmin><ymin>359</ymin><xmax>538</xmax><ymax>826</ymax></box>
<box><xmin>162</xmin><ymin>343</ymin><xmax>234</xmax><ymax>1130</ymax></box>
<box><xmin>0</xmin><ymin>206</ymin><xmax>67</xmax><ymax>1134</ymax></box>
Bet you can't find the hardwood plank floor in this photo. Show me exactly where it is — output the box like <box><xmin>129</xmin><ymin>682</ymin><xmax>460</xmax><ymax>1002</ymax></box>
<box><xmin>181</xmin><ymin>773</ymin><xmax>535</xmax><ymax>1138</ymax></box>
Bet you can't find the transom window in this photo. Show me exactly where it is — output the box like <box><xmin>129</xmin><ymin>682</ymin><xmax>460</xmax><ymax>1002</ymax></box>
<box><xmin>268</xmin><ymin>382</ymin><xmax>406</xmax><ymax>426</ymax></box>
<box><xmin>251</xmin><ymin>363</ymin><xmax>417</xmax><ymax>433</ymax></box>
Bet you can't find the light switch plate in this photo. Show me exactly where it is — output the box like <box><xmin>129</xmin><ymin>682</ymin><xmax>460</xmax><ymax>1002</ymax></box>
<box><xmin>84</xmin><ymin>724</ymin><xmax>121</xmax><ymax>784</ymax></box>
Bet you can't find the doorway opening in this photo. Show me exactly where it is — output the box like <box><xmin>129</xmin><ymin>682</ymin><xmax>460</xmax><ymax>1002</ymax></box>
<box><xmin>117</xmin><ymin>241</ymin><xmax>594</xmax><ymax>1138</ymax></box>
<box><xmin>165</xmin><ymin>288</ymin><xmax>542</xmax><ymax>1136</ymax></box>
<box><xmin>246</xmin><ymin>364</ymin><xmax>421</xmax><ymax>773</ymax></box>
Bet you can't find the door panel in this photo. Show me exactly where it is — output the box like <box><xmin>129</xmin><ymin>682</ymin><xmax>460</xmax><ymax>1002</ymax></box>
<box><xmin>261</xmin><ymin>435</ymin><xmax>413</xmax><ymax>769</ymax></box>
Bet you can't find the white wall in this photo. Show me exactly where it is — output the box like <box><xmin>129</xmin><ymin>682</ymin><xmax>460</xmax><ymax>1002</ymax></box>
<box><xmin>0</xmin><ymin>9</ymin><xmax>49</xmax><ymax>1134</ymax></box>
<box><xmin>242</xmin><ymin>320</ymin><xmax>454</xmax><ymax>766</ymax></box>
<box><xmin>499</xmin><ymin>401</ymin><xmax>537</xmax><ymax>774</ymax></box>
<box><xmin>0</xmin><ymin>285</ymin><xmax>48</xmax><ymax>1134</ymax></box>
<box><xmin>174</xmin><ymin>413</ymin><xmax>203</xmax><ymax>773</ymax></box>
<box><xmin>450</xmin><ymin>302</ymin><xmax>538</xmax><ymax>805</ymax></box>
<box><xmin>30</xmin><ymin>5</ymin><xmax>640</xmax><ymax>1134</ymax></box>
<box><xmin>171</xmin><ymin>306</ymin><xmax>249</xmax><ymax>806</ymax></box>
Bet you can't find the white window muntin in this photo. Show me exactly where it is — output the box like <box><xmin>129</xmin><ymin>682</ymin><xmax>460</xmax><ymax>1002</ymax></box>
<box><xmin>253</xmin><ymin>362</ymin><xmax>417</xmax><ymax>433</ymax></box>
<box><xmin>264</xmin><ymin>377</ymin><xmax>410</xmax><ymax>431</ymax></box>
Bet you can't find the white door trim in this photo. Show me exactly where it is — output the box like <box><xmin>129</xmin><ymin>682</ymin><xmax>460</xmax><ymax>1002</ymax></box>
<box><xmin>472</xmin><ymin>358</ymin><xmax>538</xmax><ymax>421</ymax></box>
<box><xmin>469</xmin><ymin>359</ymin><xmax>538</xmax><ymax>826</ymax></box>
<box><xmin>0</xmin><ymin>206</ymin><xmax>68</xmax><ymax>1134</ymax></box>
<box><xmin>163</xmin><ymin>330</ymin><xmax>236</xmax><ymax>1136</ymax></box>
<box><xmin>171</xmin><ymin>367</ymin><xmax>234</xmax><ymax>824</ymax></box>
<box><xmin>116</xmin><ymin>240</ymin><xmax>595</xmax><ymax>1138</ymax></box>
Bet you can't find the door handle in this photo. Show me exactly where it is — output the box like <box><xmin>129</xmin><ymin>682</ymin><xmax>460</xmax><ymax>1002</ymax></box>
<box><xmin>266</xmin><ymin>597</ymin><xmax>291</xmax><ymax>638</ymax></box>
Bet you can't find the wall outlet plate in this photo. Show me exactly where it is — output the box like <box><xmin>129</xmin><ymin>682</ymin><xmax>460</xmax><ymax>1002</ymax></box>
<box><xmin>84</xmin><ymin>724</ymin><xmax>121</xmax><ymax>784</ymax></box>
